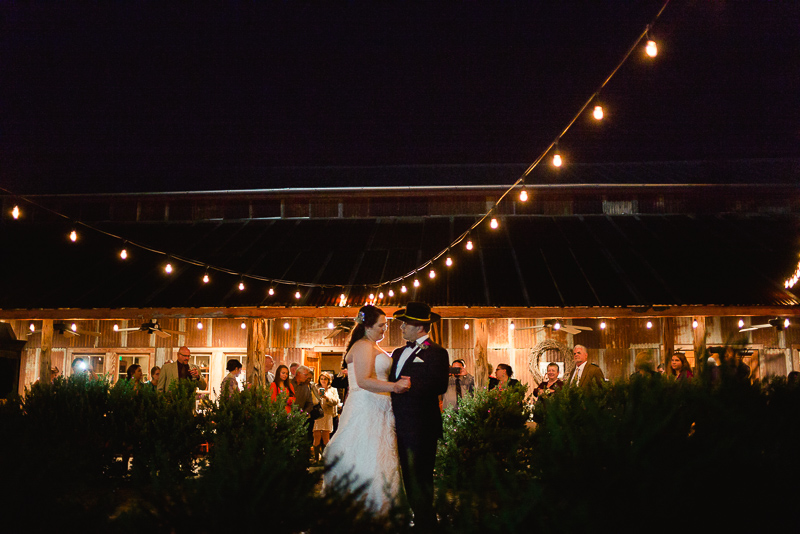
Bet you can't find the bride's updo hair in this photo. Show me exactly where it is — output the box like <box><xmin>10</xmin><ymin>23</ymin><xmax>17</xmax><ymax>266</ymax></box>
<box><xmin>345</xmin><ymin>305</ymin><xmax>386</xmax><ymax>354</ymax></box>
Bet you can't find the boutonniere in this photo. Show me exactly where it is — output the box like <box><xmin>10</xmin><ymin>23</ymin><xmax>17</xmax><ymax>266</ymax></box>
<box><xmin>419</xmin><ymin>340</ymin><xmax>432</xmax><ymax>351</ymax></box>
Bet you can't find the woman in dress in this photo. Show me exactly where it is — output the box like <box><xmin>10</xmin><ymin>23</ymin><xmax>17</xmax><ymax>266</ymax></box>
<box><xmin>270</xmin><ymin>364</ymin><xmax>295</xmax><ymax>414</ymax></box>
<box><xmin>219</xmin><ymin>358</ymin><xmax>242</xmax><ymax>400</ymax></box>
<box><xmin>312</xmin><ymin>372</ymin><xmax>340</xmax><ymax>462</ymax></box>
<box><xmin>323</xmin><ymin>305</ymin><xmax>411</xmax><ymax>513</ymax></box>
<box><xmin>668</xmin><ymin>352</ymin><xmax>694</xmax><ymax>381</ymax></box>
<box><xmin>489</xmin><ymin>363</ymin><xmax>520</xmax><ymax>390</ymax></box>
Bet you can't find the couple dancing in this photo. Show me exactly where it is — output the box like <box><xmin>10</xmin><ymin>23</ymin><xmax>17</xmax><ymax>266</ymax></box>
<box><xmin>324</xmin><ymin>302</ymin><xmax>450</xmax><ymax>529</ymax></box>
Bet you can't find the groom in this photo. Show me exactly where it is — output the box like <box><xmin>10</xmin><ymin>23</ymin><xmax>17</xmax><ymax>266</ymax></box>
<box><xmin>390</xmin><ymin>302</ymin><xmax>450</xmax><ymax>529</ymax></box>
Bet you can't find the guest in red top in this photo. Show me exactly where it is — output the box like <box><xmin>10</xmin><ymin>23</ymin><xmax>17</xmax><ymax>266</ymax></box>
<box><xmin>270</xmin><ymin>364</ymin><xmax>295</xmax><ymax>413</ymax></box>
<box><xmin>669</xmin><ymin>353</ymin><xmax>694</xmax><ymax>381</ymax></box>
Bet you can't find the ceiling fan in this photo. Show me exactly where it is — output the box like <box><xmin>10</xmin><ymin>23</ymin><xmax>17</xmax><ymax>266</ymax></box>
<box><xmin>115</xmin><ymin>319</ymin><xmax>186</xmax><ymax>338</ymax></box>
<box><xmin>28</xmin><ymin>321</ymin><xmax>101</xmax><ymax>337</ymax></box>
<box><xmin>516</xmin><ymin>319</ymin><xmax>593</xmax><ymax>336</ymax></box>
<box><xmin>739</xmin><ymin>317</ymin><xmax>791</xmax><ymax>333</ymax></box>
<box><xmin>308</xmin><ymin>319</ymin><xmax>357</xmax><ymax>339</ymax></box>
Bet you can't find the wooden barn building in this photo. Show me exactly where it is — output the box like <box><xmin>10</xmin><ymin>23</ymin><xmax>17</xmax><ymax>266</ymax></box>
<box><xmin>2</xmin><ymin>158</ymin><xmax>800</xmax><ymax>399</ymax></box>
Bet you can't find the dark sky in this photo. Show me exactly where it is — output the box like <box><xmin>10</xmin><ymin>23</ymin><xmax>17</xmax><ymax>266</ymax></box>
<box><xmin>2</xmin><ymin>1</ymin><xmax>799</xmax><ymax>194</ymax></box>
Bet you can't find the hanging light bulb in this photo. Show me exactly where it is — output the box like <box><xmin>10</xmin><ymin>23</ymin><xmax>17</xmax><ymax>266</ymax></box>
<box><xmin>29</xmin><ymin>323</ymin><xmax>35</xmax><ymax>333</ymax></box>
<box><xmin>645</xmin><ymin>39</ymin><xmax>658</xmax><ymax>57</ymax></box>
<box><xmin>646</xmin><ymin>321</ymin><xmax>653</xmax><ymax>329</ymax></box>
<box><xmin>283</xmin><ymin>321</ymin><xmax>290</xmax><ymax>330</ymax></box>
<box><xmin>69</xmin><ymin>229</ymin><xmax>78</xmax><ymax>242</ymax></box>
<box><xmin>71</xmin><ymin>323</ymin><xmax>77</xmax><ymax>332</ymax></box>
<box><xmin>464</xmin><ymin>322</ymin><xmax>470</xmax><ymax>330</ymax></box>
<box><xmin>119</xmin><ymin>248</ymin><xmax>128</xmax><ymax>260</ymax></box>
<box><xmin>328</xmin><ymin>321</ymin><xmax>335</xmax><ymax>330</ymax></box>
<box><xmin>466</xmin><ymin>240</ymin><xmax>473</xmax><ymax>251</ymax></box>
<box><xmin>113</xmin><ymin>323</ymin><xmax>119</xmax><ymax>332</ymax></box>
<box><xmin>445</xmin><ymin>256</ymin><xmax>453</xmax><ymax>267</ymax></box>
<box><xmin>490</xmin><ymin>218</ymin><xmax>499</xmax><ymax>229</ymax></box>
<box><xmin>197</xmin><ymin>321</ymin><xmax>203</xmax><ymax>330</ymax></box>
<box><xmin>519</xmin><ymin>189</ymin><xmax>528</xmax><ymax>202</ymax></box>
<box><xmin>692</xmin><ymin>320</ymin><xmax>698</xmax><ymax>329</ymax></box>
<box><xmin>165</xmin><ymin>262</ymin><xmax>173</xmax><ymax>274</ymax></box>
<box><xmin>552</xmin><ymin>153</ymin><xmax>562</xmax><ymax>167</ymax></box>
<box><xmin>738</xmin><ymin>319</ymin><xmax>744</xmax><ymax>328</ymax></box>
<box><xmin>388</xmin><ymin>289</ymin><xmax>394</xmax><ymax>297</ymax></box>
<box><xmin>202</xmin><ymin>272</ymin><xmax>210</xmax><ymax>284</ymax></box>
<box><xmin>269</xmin><ymin>287</ymin><xmax>275</xmax><ymax>296</ymax></box>
<box><xmin>600</xmin><ymin>321</ymin><xmax>606</xmax><ymax>330</ymax></box>
<box><xmin>593</xmin><ymin>105</ymin><xmax>604</xmax><ymax>120</ymax></box>
<box><xmin>12</xmin><ymin>205</ymin><xmax>20</xmax><ymax>219</ymax></box>
<box><xmin>401</xmin><ymin>285</ymin><xmax>407</xmax><ymax>293</ymax></box>
<box><xmin>238</xmin><ymin>281</ymin><xmax>245</xmax><ymax>291</ymax></box>
<box><xmin>785</xmin><ymin>318</ymin><xmax>791</xmax><ymax>328</ymax></box>
<box><xmin>553</xmin><ymin>321</ymin><xmax>561</xmax><ymax>331</ymax></box>
<box><xmin>241</xmin><ymin>322</ymin><xmax>247</xmax><ymax>329</ymax></box>
<box><xmin>369</xmin><ymin>293</ymin><xmax>375</xmax><ymax>300</ymax></box>
<box><xmin>413</xmin><ymin>279</ymin><xmax>420</xmax><ymax>288</ymax></box>
<box><xmin>509</xmin><ymin>321</ymin><xmax>515</xmax><ymax>330</ymax></box>
<box><xmin>295</xmin><ymin>290</ymin><xmax>301</xmax><ymax>299</ymax></box>
<box><xmin>429</xmin><ymin>269</ymin><xmax>436</xmax><ymax>279</ymax></box>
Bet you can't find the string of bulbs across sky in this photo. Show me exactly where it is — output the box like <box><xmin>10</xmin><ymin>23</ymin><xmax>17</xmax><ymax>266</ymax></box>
<box><xmin>15</xmin><ymin>0</ymin><xmax>784</xmax><ymax>308</ymax></box>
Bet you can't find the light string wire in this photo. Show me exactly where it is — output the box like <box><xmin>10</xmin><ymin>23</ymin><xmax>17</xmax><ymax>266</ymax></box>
<box><xmin>1</xmin><ymin>0</ymin><xmax>671</xmax><ymax>298</ymax></box>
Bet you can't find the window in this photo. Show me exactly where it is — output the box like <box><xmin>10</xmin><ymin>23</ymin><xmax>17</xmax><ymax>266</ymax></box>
<box><xmin>117</xmin><ymin>354</ymin><xmax>150</xmax><ymax>383</ymax></box>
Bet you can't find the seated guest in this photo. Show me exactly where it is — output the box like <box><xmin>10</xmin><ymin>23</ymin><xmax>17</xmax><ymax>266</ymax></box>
<box><xmin>442</xmin><ymin>359</ymin><xmax>475</xmax><ymax>410</ymax></box>
<box><xmin>668</xmin><ymin>353</ymin><xmax>694</xmax><ymax>381</ymax></box>
<box><xmin>489</xmin><ymin>363</ymin><xmax>519</xmax><ymax>390</ymax></box>
<box><xmin>270</xmin><ymin>364</ymin><xmax>295</xmax><ymax>414</ymax></box>
<box><xmin>534</xmin><ymin>362</ymin><xmax>564</xmax><ymax>398</ymax></box>
<box><xmin>220</xmin><ymin>359</ymin><xmax>243</xmax><ymax>400</ymax></box>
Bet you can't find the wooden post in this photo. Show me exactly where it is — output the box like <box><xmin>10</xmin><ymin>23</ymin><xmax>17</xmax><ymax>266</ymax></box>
<box><xmin>246</xmin><ymin>318</ymin><xmax>268</xmax><ymax>388</ymax></box>
<box><xmin>474</xmin><ymin>319</ymin><xmax>488</xmax><ymax>389</ymax></box>
<box><xmin>692</xmin><ymin>316</ymin><xmax>706</xmax><ymax>361</ymax></box>
<box><xmin>662</xmin><ymin>317</ymin><xmax>675</xmax><ymax>370</ymax></box>
<box><xmin>39</xmin><ymin>319</ymin><xmax>53</xmax><ymax>383</ymax></box>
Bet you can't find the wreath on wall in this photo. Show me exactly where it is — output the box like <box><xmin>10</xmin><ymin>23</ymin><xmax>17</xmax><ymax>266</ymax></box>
<box><xmin>528</xmin><ymin>339</ymin><xmax>572</xmax><ymax>385</ymax></box>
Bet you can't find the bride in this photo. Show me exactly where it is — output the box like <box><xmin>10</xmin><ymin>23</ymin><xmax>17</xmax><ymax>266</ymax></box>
<box><xmin>323</xmin><ymin>305</ymin><xmax>410</xmax><ymax>513</ymax></box>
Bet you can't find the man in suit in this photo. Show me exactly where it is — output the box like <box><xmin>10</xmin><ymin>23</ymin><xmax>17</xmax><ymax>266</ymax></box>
<box><xmin>567</xmin><ymin>344</ymin><xmax>605</xmax><ymax>390</ymax></box>
<box><xmin>157</xmin><ymin>346</ymin><xmax>207</xmax><ymax>392</ymax></box>
<box><xmin>389</xmin><ymin>302</ymin><xmax>450</xmax><ymax>530</ymax></box>
<box><xmin>264</xmin><ymin>355</ymin><xmax>275</xmax><ymax>386</ymax></box>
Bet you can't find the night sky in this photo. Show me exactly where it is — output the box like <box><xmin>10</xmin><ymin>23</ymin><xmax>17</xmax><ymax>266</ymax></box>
<box><xmin>2</xmin><ymin>1</ymin><xmax>799</xmax><ymax>194</ymax></box>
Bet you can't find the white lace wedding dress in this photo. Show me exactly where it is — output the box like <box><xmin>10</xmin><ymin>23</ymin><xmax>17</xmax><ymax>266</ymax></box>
<box><xmin>323</xmin><ymin>351</ymin><xmax>401</xmax><ymax>513</ymax></box>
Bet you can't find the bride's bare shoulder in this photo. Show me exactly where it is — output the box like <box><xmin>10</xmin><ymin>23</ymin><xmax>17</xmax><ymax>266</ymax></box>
<box><xmin>346</xmin><ymin>338</ymin><xmax>375</xmax><ymax>363</ymax></box>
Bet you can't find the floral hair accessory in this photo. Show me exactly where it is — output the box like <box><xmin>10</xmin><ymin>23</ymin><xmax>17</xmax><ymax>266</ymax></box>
<box><xmin>354</xmin><ymin>310</ymin><xmax>366</xmax><ymax>325</ymax></box>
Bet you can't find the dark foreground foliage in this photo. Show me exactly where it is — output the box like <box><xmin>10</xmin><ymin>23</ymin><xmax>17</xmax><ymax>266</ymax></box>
<box><xmin>3</xmin><ymin>364</ymin><xmax>800</xmax><ymax>533</ymax></box>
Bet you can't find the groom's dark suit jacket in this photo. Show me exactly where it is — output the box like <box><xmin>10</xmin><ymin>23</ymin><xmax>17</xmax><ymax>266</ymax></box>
<box><xmin>389</xmin><ymin>338</ymin><xmax>450</xmax><ymax>441</ymax></box>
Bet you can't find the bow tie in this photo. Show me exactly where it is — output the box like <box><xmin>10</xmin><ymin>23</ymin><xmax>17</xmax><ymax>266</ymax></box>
<box><xmin>405</xmin><ymin>341</ymin><xmax>418</xmax><ymax>349</ymax></box>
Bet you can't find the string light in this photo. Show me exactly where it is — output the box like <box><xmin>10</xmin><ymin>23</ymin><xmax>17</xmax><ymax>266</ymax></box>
<box><xmin>429</xmin><ymin>269</ymin><xmax>436</xmax><ymax>279</ymax></box>
<box><xmin>552</xmin><ymin>152</ymin><xmax>562</xmax><ymax>167</ymax></box>
<box><xmin>466</xmin><ymin>240</ymin><xmax>473</xmax><ymax>251</ymax></box>
<box><xmin>283</xmin><ymin>321</ymin><xmax>290</xmax><ymax>330</ymax></box>
<box><xmin>445</xmin><ymin>256</ymin><xmax>453</xmax><ymax>267</ymax></box>
<box><xmin>490</xmin><ymin>218</ymin><xmax>499</xmax><ymax>229</ymax></box>
<box><xmin>197</xmin><ymin>321</ymin><xmax>203</xmax><ymax>330</ymax></box>
<box><xmin>12</xmin><ymin>205</ymin><xmax>20</xmax><ymax>219</ymax></box>
<box><xmin>692</xmin><ymin>320</ymin><xmax>698</xmax><ymax>329</ymax></box>
<box><xmin>519</xmin><ymin>189</ymin><xmax>528</xmax><ymax>202</ymax></box>
<box><xmin>369</xmin><ymin>293</ymin><xmax>375</xmax><ymax>300</ymax></box>
<box><xmin>784</xmin><ymin>260</ymin><xmax>800</xmax><ymax>288</ymax></box>
<box><xmin>241</xmin><ymin>322</ymin><xmax>247</xmax><ymax>329</ymax></box>
<box><xmin>553</xmin><ymin>321</ymin><xmax>561</xmax><ymax>331</ymax></box>
<box><xmin>71</xmin><ymin>323</ymin><xmax>77</xmax><ymax>332</ymax></box>
<box><xmin>119</xmin><ymin>248</ymin><xmax>128</xmax><ymax>260</ymax></box>
<box><xmin>69</xmin><ymin>229</ymin><xmax>78</xmax><ymax>242</ymax></box>
<box><xmin>401</xmin><ymin>285</ymin><xmax>407</xmax><ymax>293</ymax></box>
<box><xmin>738</xmin><ymin>319</ymin><xmax>744</xmax><ymax>328</ymax></box>
<box><xmin>378</xmin><ymin>292</ymin><xmax>384</xmax><ymax>299</ymax></box>
<box><xmin>269</xmin><ymin>287</ymin><xmax>275</xmax><ymax>296</ymax></box>
<box><xmin>509</xmin><ymin>321</ymin><xmax>515</xmax><ymax>330</ymax></box>
<box><xmin>388</xmin><ymin>289</ymin><xmax>395</xmax><ymax>297</ymax></box>
<box><xmin>165</xmin><ymin>262</ymin><xmax>173</xmax><ymax>274</ymax></box>
<box><xmin>464</xmin><ymin>322</ymin><xmax>470</xmax><ymax>330</ymax></box>
<box><xmin>593</xmin><ymin>105</ymin><xmax>604</xmax><ymax>120</ymax></box>
<box><xmin>646</xmin><ymin>320</ymin><xmax>653</xmax><ymax>329</ymax></box>
<box><xmin>202</xmin><ymin>272</ymin><xmax>210</xmax><ymax>284</ymax></box>
<box><xmin>600</xmin><ymin>321</ymin><xmax>606</xmax><ymax>330</ymax></box>
<box><xmin>328</xmin><ymin>321</ymin><xmax>335</xmax><ymax>330</ymax></box>
<box><xmin>113</xmin><ymin>324</ymin><xmax>119</xmax><ymax>332</ymax></box>
<box><xmin>785</xmin><ymin>319</ymin><xmax>790</xmax><ymax>328</ymax></box>
<box><xmin>646</xmin><ymin>39</ymin><xmax>658</xmax><ymax>57</ymax></box>
<box><xmin>413</xmin><ymin>279</ymin><xmax>420</xmax><ymax>288</ymax></box>
<box><xmin>29</xmin><ymin>323</ymin><xmax>35</xmax><ymax>333</ymax></box>
<box><xmin>295</xmin><ymin>290</ymin><xmax>302</xmax><ymax>299</ymax></box>
<box><xmin>238</xmin><ymin>280</ymin><xmax>245</xmax><ymax>291</ymax></box>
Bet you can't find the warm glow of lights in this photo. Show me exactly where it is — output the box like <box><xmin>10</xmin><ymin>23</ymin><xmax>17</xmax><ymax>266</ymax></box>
<box><xmin>646</xmin><ymin>321</ymin><xmax>653</xmax><ymax>329</ymax></box>
<box><xmin>401</xmin><ymin>285</ymin><xmax>407</xmax><ymax>293</ymax></box>
<box><xmin>692</xmin><ymin>320</ymin><xmax>698</xmax><ymax>329</ymax></box>
<box><xmin>238</xmin><ymin>282</ymin><xmax>245</xmax><ymax>291</ymax></box>
<box><xmin>429</xmin><ymin>269</ymin><xmax>436</xmax><ymax>279</ymax></box>
<box><xmin>509</xmin><ymin>321</ymin><xmax>515</xmax><ymax>330</ymax></box>
<box><xmin>369</xmin><ymin>293</ymin><xmax>375</xmax><ymax>300</ymax></box>
<box><xmin>785</xmin><ymin>319</ymin><xmax>791</xmax><ymax>328</ymax></box>
<box><xmin>113</xmin><ymin>324</ymin><xmax>119</xmax><ymax>332</ymax></box>
<box><xmin>738</xmin><ymin>319</ymin><xmax>744</xmax><ymax>328</ymax></box>
<box><xmin>600</xmin><ymin>321</ymin><xmax>606</xmax><ymax>330</ymax></box>
<box><xmin>119</xmin><ymin>249</ymin><xmax>128</xmax><ymax>260</ymax></box>
<box><xmin>241</xmin><ymin>322</ymin><xmax>247</xmax><ymax>329</ymax></box>
<box><xmin>69</xmin><ymin>230</ymin><xmax>78</xmax><ymax>242</ymax></box>
<box><xmin>553</xmin><ymin>322</ymin><xmax>561</xmax><ymax>331</ymax></box>
<box><xmin>283</xmin><ymin>321</ymin><xmax>290</xmax><ymax>330</ymax></box>
<box><xmin>388</xmin><ymin>289</ymin><xmax>394</xmax><ymax>297</ymax></box>
<box><xmin>519</xmin><ymin>189</ymin><xmax>528</xmax><ymax>202</ymax></box>
<box><xmin>328</xmin><ymin>321</ymin><xmax>335</xmax><ymax>329</ymax></box>
<box><xmin>269</xmin><ymin>288</ymin><xmax>275</xmax><ymax>296</ymax></box>
<box><xmin>490</xmin><ymin>218</ymin><xmax>499</xmax><ymax>229</ymax></box>
<box><xmin>71</xmin><ymin>323</ymin><xmax>77</xmax><ymax>332</ymax></box>
<box><xmin>464</xmin><ymin>322</ymin><xmax>470</xmax><ymax>330</ymax></box>
<box><xmin>29</xmin><ymin>323</ymin><xmax>35</xmax><ymax>333</ymax></box>
<box><xmin>552</xmin><ymin>153</ymin><xmax>562</xmax><ymax>167</ymax></box>
<box><xmin>203</xmin><ymin>273</ymin><xmax>210</xmax><ymax>284</ymax></box>
<box><xmin>445</xmin><ymin>256</ymin><xmax>453</xmax><ymax>267</ymax></box>
<box><xmin>593</xmin><ymin>105</ymin><xmax>604</xmax><ymax>120</ymax></box>
<box><xmin>197</xmin><ymin>322</ymin><xmax>203</xmax><ymax>330</ymax></box>
<box><xmin>378</xmin><ymin>292</ymin><xmax>384</xmax><ymax>299</ymax></box>
<box><xmin>466</xmin><ymin>240</ymin><xmax>473</xmax><ymax>251</ymax></box>
<box><xmin>646</xmin><ymin>39</ymin><xmax>658</xmax><ymax>57</ymax></box>
<box><xmin>295</xmin><ymin>291</ymin><xmax>301</xmax><ymax>299</ymax></box>
<box><xmin>413</xmin><ymin>279</ymin><xmax>420</xmax><ymax>288</ymax></box>
<box><xmin>784</xmin><ymin>261</ymin><xmax>800</xmax><ymax>288</ymax></box>
<box><xmin>165</xmin><ymin>263</ymin><xmax>173</xmax><ymax>274</ymax></box>
<box><xmin>12</xmin><ymin>205</ymin><xmax>20</xmax><ymax>219</ymax></box>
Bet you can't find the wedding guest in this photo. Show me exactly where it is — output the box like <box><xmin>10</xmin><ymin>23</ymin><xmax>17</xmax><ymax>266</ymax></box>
<box><xmin>313</xmin><ymin>372</ymin><xmax>340</xmax><ymax>462</ymax></box>
<box><xmin>631</xmin><ymin>351</ymin><xmax>659</xmax><ymax>380</ymax></box>
<box><xmin>668</xmin><ymin>353</ymin><xmax>694</xmax><ymax>381</ymax></box>
<box><xmin>157</xmin><ymin>346</ymin><xmax>207</xmax><ymax>392</ymax></box>
<box><xmin>442</xmin><ymin>359</ymin><xmax>475</xmax><ymax>410</ymax></box>
<box><xmin>534</xmin><ymin>362</ymin><xmax>564</xmax><ymax>397</ymax></box>
<box><xmin>270</xmin><ymin>364</ymin><xmax>295</xmax><ymax>414</ymax></box>
<box><xmin>220</xmin><ymin>359</ymin><xmax>242</xmax><ymax>400</ymax></box>
<box><xmin>489</xmin><ymin>363</ymin><xmax>519</xmax><ymax>390</ymax></box>
<box><xmin>147</xmin><ymin>366</ymin><xmax>161</xmax><ymax>391</ymax></box>
<box><xmin>126</xmin><ymin>364</ymin><xmax>144</xmax><ymax>390</ymax></box>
